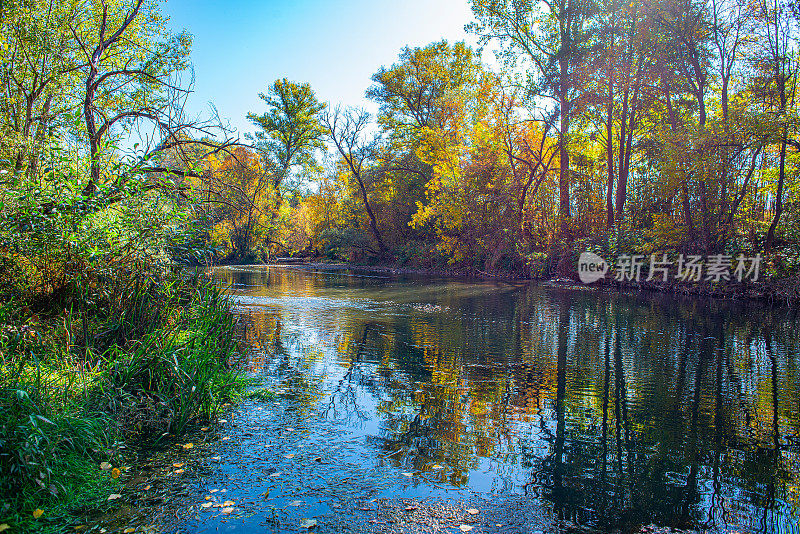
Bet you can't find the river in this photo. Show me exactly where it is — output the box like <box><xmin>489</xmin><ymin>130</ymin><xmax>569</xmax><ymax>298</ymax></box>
<box><xmin>115</xmin><ymin>265</ymin><xmax>800</xmax><ymax>534</ymax></box>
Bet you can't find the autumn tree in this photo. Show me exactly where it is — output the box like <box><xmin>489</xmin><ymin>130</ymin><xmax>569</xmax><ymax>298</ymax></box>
<box><xmin>470</xmin><ymin>0</ymin><xmax>598</xmax><ymax>242</ymax></box>
<box><xmin>247</xmin><ymin>79</ymin><xmax>325</xmax><ymax>195</ymax></box>
<box><xmin>322</xmin><ymin>106</ymin><xmax>388</xmax><ymax>257</ymax></box>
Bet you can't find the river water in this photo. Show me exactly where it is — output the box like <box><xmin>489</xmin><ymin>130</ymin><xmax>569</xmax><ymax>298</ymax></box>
<box><xmin>136</xmin><ymin>265</ymin><xmax>800</xmax><ymax>534</ymax></box>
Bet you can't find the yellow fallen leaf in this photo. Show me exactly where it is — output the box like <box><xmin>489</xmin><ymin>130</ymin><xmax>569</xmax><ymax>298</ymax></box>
<box><xmin>222</xmin><ymin>436</ymin><xmax>230</xmax><ymax>441</ymax></box>
<box><xmin>284</xmin><ymin>454</ymin><xmax>295</xmax><ymax>459</ymax></box>
<box><xmin>123</xmin><ymin>529</ymin><xmax>135</xmax><ymax>533</ymax></box>
<box><xmin>143</xmin><ymin>485</ymin><xmax>151</xmax><ymax>491</ymax></box>
<box><xmin>205</xmin><ymin>496</ymin><xmax>212</xmax><ymax>500</ymax></box>
<box><xmin>201</xmin><ymin>502</ymin><xmax>213</xmax><ymax>509</ymax></box>
<box><xmin>108</xmin><ymin>494</ymin><xmax>122</xmax><ymax>501</ymax></box>
<box><xmin>201</xmin><ymin>427</ymin><xmax>209</xmax><ymax>431</ymax></box>
<box><xmin>99</xmin><ymin>462</ymin><xmax>112</xmax><ymax>470</ymax></box>
<box><xmin>0</xmin><ymin>524</ymin><xmax>9</xmax><ymax>532</ymax></box>
<box><xmin>300</xmin><ymin>518</ymin><xmax>317</xmax><ymax>529</ymax></box>
<box><xmin>459</xmin><ymin>526</ymin><xmax>473</xmax><ymax>532</ymax></box>
<box><xmin>467</xmin><ymin>509</ymin><xmax>479</xmax><ymax>515</ymax></box>
<box><xmin>111</xmin><ymin>468</ymin><xmax>121</xmax><ymax>479</ymax></box>
<box><xmin>174</xmin><ymin>469</ymin><xmax>184</xmax><ymax>474</ymax></box>
<box><xmin>222</xmin><ymin>500</ymin><xmax>235</xmax><ymax>507</ymax></box>
<box><xmin>209</xmin><ymin>489</ymin><xmax>219</xmax><ymax>493</ymax></box>
<box><xmin>172</xmin><ymin>463</ymin><xmax>184</xmax><ymax>468</ymax></box>
<box><xmin>33</xmin><ymin>509</ymin><xmax>44</xmax><ymax>519</ymax></box>
<box><xmin>182</xmin><ymin>443</ymin><xmax>193</xmax><ymax>449</ymax></box>
<box><xmin>221</xmin><ymin>507</ymin><xmax>234</xmax><ymax>514</ymax></box>
<box><xmin>290</xmin><ymin>500</ymin><xmax>302</xmax><ymax>506</ymax></box>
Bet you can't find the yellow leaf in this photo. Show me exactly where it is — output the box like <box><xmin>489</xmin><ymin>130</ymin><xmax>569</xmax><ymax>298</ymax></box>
<box><xmin>33</xmin><ymin>509</ymin><xmax>44</xmax><ymax>519</ymax></box>
<box><xmin>99</xmin><ymin>462</ymin><xmax>112</xmax><ymax>470</ymax></box>
<box><xmin>182</xmin><ymin>443</ymin><xmax>193</xmax><ymax>449</ymax></box>
<box><xmin>201</xmin><ymin>502</ymin><xmax>213</xmax><ymax>509</ymax></box>
<box><xmin>221</xmin><ymin>507</ymin><xmax>234</xmax><ymax>514</ymax></box>
<box><xmin>0</xmin><ymin>525</ymin><xmax>10</xmax><ymax>532</ymax></box>
<box><xmin>174</xmin><ymin>469</ymin><xmax>184</xmax><ymax>474</ymax></box>
<box><xmin>111</xmin><ymin>468</ymin><xmax>121</xmax><ymax>479</ymax></box>
<box><xmin>123</xmin><ymin>529</ymin><xmax>135</xmax><ymax>533</ymax></box>
<box><xmin>172</xmin><ymin>463</ymin><xmax>184</xmax><ymax>468</ymax></box>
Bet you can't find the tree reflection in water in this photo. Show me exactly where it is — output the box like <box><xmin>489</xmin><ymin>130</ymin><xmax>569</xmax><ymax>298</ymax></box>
<box><xmin>217</xmin><ymin>265</ymin><xmax>800</xmax><ymax>533</ymax></box>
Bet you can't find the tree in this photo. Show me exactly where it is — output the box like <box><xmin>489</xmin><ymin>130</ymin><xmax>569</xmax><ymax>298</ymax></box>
<box><xmin>470</xmin><ymin>0</ymin><xmax>598</xmax><ymax>241</ymax></box>
<box><xmin>247</xmin><ymin>78</ymin><xmax>325</xmax><ymax>194</ymax></box>
<box><xmin>757</xmin><ymin>0</ymin><xmax>799</xmax><ymax>250</ymax></box>
<box><xmin>68</xmin><ymin>0</ymin><xmax>205</xmax><ymax>195</ymax></box>
<box><xmin>322</xmin><ymin>106</ymin><xmax>388</xmax><ymax>257</ymax></box>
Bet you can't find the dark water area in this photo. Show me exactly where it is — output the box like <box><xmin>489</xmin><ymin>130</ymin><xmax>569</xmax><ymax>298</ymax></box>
<box><xmin>139</xmin><ymin>265</ymin><xmax>800</xmax><ymax>534</ymax></box>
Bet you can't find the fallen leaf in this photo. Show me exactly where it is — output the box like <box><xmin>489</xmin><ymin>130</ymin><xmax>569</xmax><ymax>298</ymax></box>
<box><xmin>467</xmin><ymin>509</ymin><xmax>479</xmax><ymax>515</ymax></box>
<box><xmin>402</xmin><ymin>472</ymin><xmax>414</xmax><ymax>477</ymax></box>
<box><xmin>432</xmin><ymin>464</ymin><xmax>443</xmax><ymax>469</ymax></box>
<box><xmin>201</xmin><ymin>427</ymin><xmax>209</xmax><ymax>431</ymax></box>
<box><xmin>0</xmin><ymin>525</ymin><xmax>9</xmax><ymax>533</ymax></box>
<box><xmin>99</xmin><ymin>462</ymin><xmax>112</xmax><ymax>470</ymax></box>
<box><xmin>269</xmin><ymin>472</ymin><xmax>282</xmax><ymax>477</ymax></box>
<box><xmin>286</xmin><ymin>427</ymin><xmax>295</xmax><ymax>432</ymax></box>
<box><xmin>222</xmin><ymin>436</ymin><xmax>230</xmax><ymax>441</ymax></box>
<box><xmin>209</xmin><ymin>489</ymin><xmax>219</xmax><ymax>493</ymax></box>
<box><xmin>218</xmin><ymin>419</ymin><xmax>228</xmax><ymax>424</ymax></box>
<box><xmin>201</xmin><ymin>502</ymin><xmax>213</xmax><ymax>509</ymax></box>
<box><xmin>459</xmin><ymin>526</ymin><xmax>473</xmax><ymax>532</ymax></box>
<box><xmin>111</xmin><ymin>468</ymin><xmax>121</xmax><ymax>479</ymax></box>
<box><xmin>182</xmin><ymin>443</ymin><xmax>193</xmax><ymax>449</ymax></box>
<box><xmin>290</xmin><ymin>500</ymin><xmax>302</xmax><ymax>506</ymax></box>
<box><xmin>174</xmin><ymin>469</ymin><xmax>184</xmax><ymax>474</ymax></box>
<box><xmin>142</xmin><ymin>485</ymin><xmax>151</xmax><ymax>491</ymax></box>
<box><xmin>205</xmin><ymin>496</ymin><xmax>212</xmax><ymax>500</ymax></box>
<box><xmin>33</xmin><ymin>509</ymin><xmax>44</xmax><ymax>519</ymax></box>
<box><xmin>222</xmin><ymin>500</ymin><xmax>235</xmax><ymax>507</ymax></box>
<box><xmin>107</xmin><ymin>494</ymin><xmax>122</xmax><ymax>501</ymax></box>
<box><xmin>210</xmin><ymin>456</ymin><xmax>221</xmax><ymax>460</ymax></box>
<box><xmin>172</xmin><ymin>463</ymin><xmax>184</xmax><ymax>468</ymax></box>
<box><xmin>300</xmin><ymin>518</ymin><xmax>317</xmax><ymax>529</ymax></box>
<box><xmin>221</xmin><ymin>507</ymin><xmax>234</xmax><ymax>514</ymax></box>
<box><xmin>123</xmin><ymin>528</ymin><xmax>135</xmax><ymax>533</ymax></box>
<box><xmin>284</xmin><ymin>454</ymin><xmax>295</xmax><ymax>459</ymax></box>
<box><xmin>405</xmin><ymin>505</ymin><xmax>418</xmax><ymax>511</ymax></box>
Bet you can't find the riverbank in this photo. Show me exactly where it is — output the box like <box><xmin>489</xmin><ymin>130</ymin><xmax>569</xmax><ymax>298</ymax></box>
<box><xmin>0</xmin><ymin>282</ymin><xmax>246</xmax><ymax>533</ymax></box>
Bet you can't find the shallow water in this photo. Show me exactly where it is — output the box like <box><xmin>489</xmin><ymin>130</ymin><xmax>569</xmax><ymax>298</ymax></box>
<box><xmin>116</xmin><ymin>265</ymin><xmax>800</xmax><ymax>533</ymax></box>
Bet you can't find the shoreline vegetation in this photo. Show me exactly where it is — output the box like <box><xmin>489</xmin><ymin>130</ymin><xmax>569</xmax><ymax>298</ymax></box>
<box><xmin>0</xmin><ymin>279</ymin><xmax>246</xmax><ymax>533</ymax></box>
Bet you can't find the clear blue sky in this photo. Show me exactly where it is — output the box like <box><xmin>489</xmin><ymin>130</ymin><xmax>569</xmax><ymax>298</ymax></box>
<box><xmin>164</xmin><ymin>0</ymin><xmax>477</xmax><ymax>140</ymax></box>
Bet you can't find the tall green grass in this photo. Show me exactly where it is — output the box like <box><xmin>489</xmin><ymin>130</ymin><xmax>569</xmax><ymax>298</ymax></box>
<box><xmin>0</xmin><ymin>280</ymin><xmax>245</xmax><ymax>532</ymax></box>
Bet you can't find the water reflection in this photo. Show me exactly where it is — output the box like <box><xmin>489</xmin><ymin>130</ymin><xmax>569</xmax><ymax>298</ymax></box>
<box><xmin>216</xmin><ymin>265</ymin><xmax>800</xmax><ymax>533</ymax></box>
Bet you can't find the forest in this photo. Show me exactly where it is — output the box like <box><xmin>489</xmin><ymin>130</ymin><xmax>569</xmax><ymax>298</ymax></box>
<box><xmin>2</xmin><ymin>0</ymin><xmax>800</xmax><ymax>280</ymax></box>
<box><xmin>0</xmin><ymin>0</ymin><xmax>798</xmax><ymax>531</ymax></box>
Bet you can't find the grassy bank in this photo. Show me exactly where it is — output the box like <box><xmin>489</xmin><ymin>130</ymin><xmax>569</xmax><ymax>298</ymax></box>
<box><xmin>0</xmin><ymin>280</ymin><xmax>245</xmax><ymax>533</ymax></box>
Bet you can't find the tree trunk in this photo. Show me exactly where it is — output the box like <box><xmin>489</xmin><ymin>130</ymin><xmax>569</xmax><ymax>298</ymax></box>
<box><xmin>765</xmin><ymin>136</ymin><xmax>787</xmax><ymax>250</ymax></box>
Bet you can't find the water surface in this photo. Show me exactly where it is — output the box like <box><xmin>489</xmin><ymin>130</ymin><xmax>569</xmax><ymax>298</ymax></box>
<box><xmin>194</xmin><ymin>265</ymin><xmax>800</xmax><ymax>533</ymax></box>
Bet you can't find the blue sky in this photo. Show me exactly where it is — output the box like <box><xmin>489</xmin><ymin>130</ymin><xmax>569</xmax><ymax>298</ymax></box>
<box><xmin>164</xmin><ymin>0</ymin><xmax>477</xmax><ymax>140</ymax></box>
